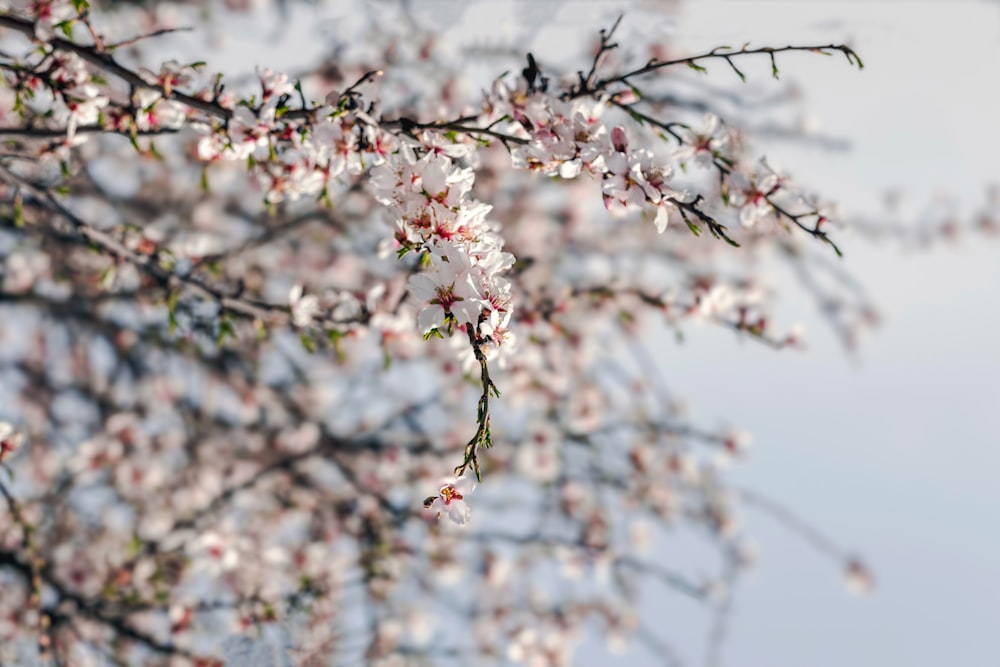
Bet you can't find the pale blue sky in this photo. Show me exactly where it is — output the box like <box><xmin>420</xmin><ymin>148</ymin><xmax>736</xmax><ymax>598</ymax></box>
<box><xmin>642</xmin><ymin>3</ymin><xmax>1000</xmax><ymax>666</ymax></box>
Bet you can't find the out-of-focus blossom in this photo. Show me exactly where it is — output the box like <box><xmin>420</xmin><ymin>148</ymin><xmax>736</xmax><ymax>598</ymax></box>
<box><xmin>290</xmin><ymin>284</ymin><xmax>320</xmax><ymax>327</ymax></box>
<box><xmin>729</xmin><ymin>160</ymin><xmax>780</xmax><ymax>227</ymax></box>
<box><xmin>674</xmin><ymin>113</ymin><xmax>730</xmax><ymax>168</ymax></box>
<box><xmin>845</xmin><ymin>558</ymin><xmax>875</xmax><ymax>595</ymax></box>
<box><xmin>0</xmin><ymin>422</ymin><xmax>21</xmax><ymax>463</ymax></box>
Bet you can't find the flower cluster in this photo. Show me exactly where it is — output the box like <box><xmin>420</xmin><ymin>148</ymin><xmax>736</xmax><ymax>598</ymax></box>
<box><xmin>29</xmin><ymin>51</ymin><xmax>108</xmax><ymax>138</ymax></box>
<box><xmin>195</xmin><ymin>70</ymin><xmax>386</xmax><ymax>204</ymax></box>
<box><xmin>370</xmin><ymin>146</ymin><xmax>516</xmax><ymax>357</ymax></box>
<box><xmin>483</xmin><ymin>81</ymin><xmax>689</xmax><ymax>233</ymax></box>
<box><xmin>191</xmin><ymin>73</ymin><xmax>518</xmax><ymax>363</ymax></box>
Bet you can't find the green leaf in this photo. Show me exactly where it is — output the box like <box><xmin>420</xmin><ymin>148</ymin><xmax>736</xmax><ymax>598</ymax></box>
<box><xmin>126</xmin><ymin>535</ymin><xmax>144</xmax><ymax>557</ymax></box>
<box><xmin>215</xmin><ymin>317</ymin><xmax>235</xmax><ymax>345</ymax></box>
<box><xmin>687</xmin><ymin>62</ymin><xmax>707</xmax><ymax>74</ymax></box>
<box><xmin>99</xmin><ymin>265</ymin><xmax>116</xmax><ymax>289</ymax></box>
<box><xmin>299</xmin><ymin>332</ymin><xmax>316</xmax><ymax>354</ymax></box>
<box><xmin>255</xmin><ymin>320</ymin><xmax>269</xmax><ymax>342</ymax></box>
<box><xmin>128</xmin><ymin>127</ymin><xmax>141</xmax><ymax>152</ymax></box>
<box><xmin>166</xmin><ymin>291</ymin><xmax>180</xmax><ymax>334</ymax></box>
<box><xmin>12</xmin><ymin>193</ymin><xmax>23</xmax><ymax>228</ymax></box>
<box><xmin>827</xmin><ymin>237</ymin><xmax>844</xmax><ymax>258</ymax></box>
<box><xmin>326</xmin><ymin>329</ymin><xmax>346</xmax><ymax>363</ymax></box>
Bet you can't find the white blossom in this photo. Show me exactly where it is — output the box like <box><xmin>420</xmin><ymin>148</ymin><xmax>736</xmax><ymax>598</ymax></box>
<box><xmin>289</xmin><ymin>284</ymin><xmax>320</xmax><ymax>327</ymax></box>
<box><xmin>425</xmin><ymin>475</ymin><xmax>476</xmax><ymax>525</ymax></box>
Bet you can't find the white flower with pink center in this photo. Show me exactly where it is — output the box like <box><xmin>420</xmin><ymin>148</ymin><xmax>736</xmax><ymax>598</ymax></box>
<box><xmin>674</xmin><ymin>113</ymin><xmax>730</xmax><ymax>168</ymax></box>
<box><xmin>257</xmin><ymin>68</ymin><xmax>294</xmax><ymax>106</ymax></box>
<box><xmin>134</xmin><ymin>89</ymin><xmax>186</xmax><ymax>132</ymax></box>
<box><xmin>408</xmin><ymin>264</ymin><xmax>483</xmax><ymax>333</ymax></box>
<box><xmin>227</xmin><ymin>106</ymin><xmax>275</xmax><ymax>161</ymax></box>
<box><xmin>31</xmin><ymin>0</ymin><xmax>77</xmax><ymax>40</ymax></box>
<box><xmin>424</xmin><ymin>475</ymin><xmax>476</xmax><ymax>525</ymax></box>
<box><xmin>730</xmin><ymin>161</ymin><xmax>780</xmax><ymax>227</ymax></box>
<box><xmin>63</xmin><ymin>93</ymin><xmax>108</xmax><ymax>137</ymax></box>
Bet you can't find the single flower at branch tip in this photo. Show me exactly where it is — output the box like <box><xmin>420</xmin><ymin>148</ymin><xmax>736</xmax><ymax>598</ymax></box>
<box><xmin>423</xmin><ymin>474</ymin><xmax>476</xmax><ymax>525</ymax></box>
<box><xmin>845</xmin><ymin>558</ymin><xmax>875</xmax><ymax>596</ymax></box>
